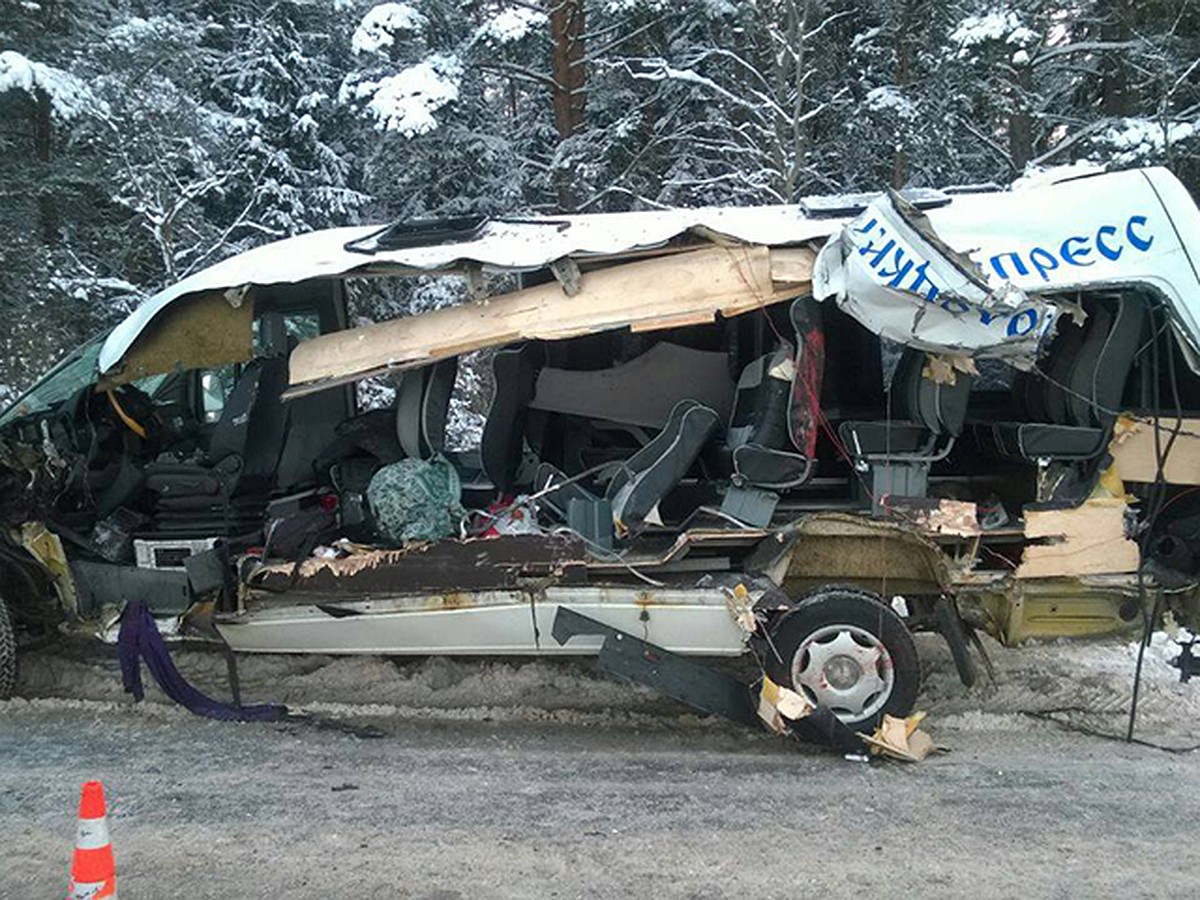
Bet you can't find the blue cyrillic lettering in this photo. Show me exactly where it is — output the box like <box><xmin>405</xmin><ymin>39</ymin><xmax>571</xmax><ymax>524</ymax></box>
<box><xmin>1007</xmin><ymin>309</ymin><xmax>1038</xmax><ymax>337</ymax></box>
<box><xmin>1029</xmin><ymin>247</ymin><xmax>1059</xmax><ymax>281</ymax></box>
<box><xmin>1127</xmin><ymin>214</ymin><xmax>1154</xmax><ymax>251</ymax></box>
<box><xmin>907</xmin><ymin>260</ymin><xmax>940</xmax><ymax>303</ymax></box>
<box><xmin>941</xmin><ymin>295</ymin><xmax>971</xmax><ymax>315</ymax></box>
<box><xmin>859</xmin><ymin>237</ymin><xmax>896</xmax><ymax>269</ymax></box>
<box><xmin>1060</xmin><ymin>235</ymin><xmax>1093</xmax><ymax>267</ymax></box>
<box><xmin>1096</xmin><ymin>225</ymin><xmax>1122</xmax><ymax>260</ymax></box>
<box><xmin>990</xmin><ymin>252</ymin><xmax>1030</xmax><ymax>279</ymax></box>
<box><xmin>879</xmin><ymin>248</ymin><xmax>914</xmax><ymax>288</ymax></box>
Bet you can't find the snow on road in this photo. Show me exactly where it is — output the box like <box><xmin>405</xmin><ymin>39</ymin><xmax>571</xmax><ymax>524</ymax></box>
<box><xmin>12</xmin><ymin>628</ymin><xmax>1200</xmax><ymax>742</ymax></box>
<box><xmin>3</xmin><ymin>632</ymin><xmax>1200</xmax><ymax>897</ymax></box>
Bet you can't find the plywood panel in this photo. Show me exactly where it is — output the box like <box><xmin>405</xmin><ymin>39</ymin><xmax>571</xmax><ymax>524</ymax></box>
<box><xmin>1111</xmin><ymin>416</ymin><xmax>1200</xmax><ymax>485</ymax></box>
<box><xmin>1016</xmin><ymin>498</ymin><xmax>1139</xmax><ymax>578</ymax></box>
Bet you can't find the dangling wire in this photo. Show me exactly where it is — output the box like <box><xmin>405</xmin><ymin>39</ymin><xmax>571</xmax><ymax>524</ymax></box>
<box><xmin>1127</xmin><ymin>296</ymin><xmax>1185</xmax><ymax>742</ymax></box>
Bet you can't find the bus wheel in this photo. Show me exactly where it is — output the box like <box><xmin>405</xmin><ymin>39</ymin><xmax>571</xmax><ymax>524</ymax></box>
<box><xmin>764</xmin><ymin>586</ymin><xmax>919</xmax><ymax>731</ymax></box>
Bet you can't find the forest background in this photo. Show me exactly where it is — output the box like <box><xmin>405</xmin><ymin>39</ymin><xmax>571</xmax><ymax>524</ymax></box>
<box><xmin>1</xmin><ymin>0</ymin><xmax>1196</xmax><ymax>401</ymax></box>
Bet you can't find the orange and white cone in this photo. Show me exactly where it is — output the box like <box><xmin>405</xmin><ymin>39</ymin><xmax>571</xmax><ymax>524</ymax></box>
<box><xmin>67</xmin><ymin>780</ymin><xmax>117</xmax><ymax>899</ymax></box>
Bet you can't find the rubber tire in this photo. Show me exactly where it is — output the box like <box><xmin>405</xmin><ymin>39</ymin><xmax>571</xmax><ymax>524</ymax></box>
<box><xmin>764</xmin><ymin>585</ymin><xmax>920</xmax><ymax>731</ymax></box>
<box><xmin>0</xmin><ymin>593</ymin><xmax>15</xmax><ymax>701</ymax></box>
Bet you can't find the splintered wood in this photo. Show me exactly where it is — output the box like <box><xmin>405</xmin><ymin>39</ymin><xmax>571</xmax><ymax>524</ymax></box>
<box><xmin>859</xmin><ymin>713</ymin><xmax>938</xmax><ymax>762</ymax></box>
<box><xmin>286</xmin><ymin>244</ymin><xmax>815</xmax><ymax>394</ymax></box>
<box><xmin>1016</xmin><ymin>497</ymin><xmax>1139</xmax><ymax>579</ymax></box>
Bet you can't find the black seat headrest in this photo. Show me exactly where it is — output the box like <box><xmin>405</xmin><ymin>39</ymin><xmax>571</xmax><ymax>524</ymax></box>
<box><xmin>892</xmin><ymin>348</ymin><xmax>973</xmax><ymax>437</ymax></box>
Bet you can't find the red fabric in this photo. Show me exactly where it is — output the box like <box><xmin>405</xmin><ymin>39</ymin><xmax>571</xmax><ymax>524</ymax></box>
<box><xmin>789</xmin><ymin>310</ymin><xmax>825</xmax><ymax>458</ymax></box>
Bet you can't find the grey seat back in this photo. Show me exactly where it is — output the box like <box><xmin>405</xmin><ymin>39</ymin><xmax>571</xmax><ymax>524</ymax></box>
<box><xmin>728</xmin><ymin>343</ymin><xmax>793</xmax><ymax>451</ymax></box>
<box><xmin>207</xmin><ymin>362</ymin><xmax>263</xmax><ymax>463</ymax></box>
<box><xmin>894</xmin><ymin>349</ymin><xmax>973</xmax><ymax>437</ymax></box>
<box><xmin>396</xmin><ymin>357</ymin><xmax>459</xmax><ymax>460</ymax></box>
<box><xmin>238</xmin><ymin>355</ymin><xmax>291</xmax><ymax>485</ymax></box>
<box><xmin>1067</xmin><ymin>295</ymin><xmax>1144</xmax><ymax>429</ymax></box>
<box><xmin>1042</xmin><ymin>317</ymin><xmax>1087</xmax><ymax>424</ymax></box>
<box><xmin>605</xmin><ymin>399</ymin><xmax>720</xmax><ymax>533</ymax></box>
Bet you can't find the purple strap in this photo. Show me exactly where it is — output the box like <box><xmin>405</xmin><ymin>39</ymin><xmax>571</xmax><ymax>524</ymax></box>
<box><xmin>118</xmin><ymin>600</ymin><xmax>286</xmax><ymax>723</ymax></box>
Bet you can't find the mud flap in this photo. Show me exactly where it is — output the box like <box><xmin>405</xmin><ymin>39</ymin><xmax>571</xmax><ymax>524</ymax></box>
<box><xmin>551</xmin><ymin>607</ymin><xmax>862</xmax><ymax>752</ymax></box>
<box><xmin>552</xmin><ymin>606</ymin><xmax>760</xmax><ymax>727</ymax></box>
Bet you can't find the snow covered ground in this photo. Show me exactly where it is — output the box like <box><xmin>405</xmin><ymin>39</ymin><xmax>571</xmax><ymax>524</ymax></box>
<box><xmin>4</xmin><ymin>632</ymin><xmax>1200</xmax><ymax>897</ymax></box>
<box><xmin>3</xmin><ymin>633</ymin><xmax>1199</xmax><ymax>897</ymax></box>
<box><xmin>12</xmin><ymin>629</ymin><xmax>1200</xmax><ymax>746</ymax></box>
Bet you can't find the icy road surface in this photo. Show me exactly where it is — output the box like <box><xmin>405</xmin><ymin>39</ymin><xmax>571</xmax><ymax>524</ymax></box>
<box><xmin>3</xmin><ymin>633</ymin><xmax>1200</xmax><ymax>897</ymax></box>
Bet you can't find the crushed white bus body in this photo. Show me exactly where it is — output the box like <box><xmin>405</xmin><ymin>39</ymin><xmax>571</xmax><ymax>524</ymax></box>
<box><xmin>4</xmin><ymin>164</ymin><xmax>1200</xmax><ymax>730</ymax></box>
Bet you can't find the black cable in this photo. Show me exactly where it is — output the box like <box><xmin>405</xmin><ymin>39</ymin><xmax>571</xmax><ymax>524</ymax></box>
<box><xmin>1023</xmin><ymin>708</ymin><xmax>1200</xmax><ymax>754</ymax></box>
<box><xmin>1127</xmin><ymin>297</ymin><xmax>1186</xmax><ymax>742</ymax></box>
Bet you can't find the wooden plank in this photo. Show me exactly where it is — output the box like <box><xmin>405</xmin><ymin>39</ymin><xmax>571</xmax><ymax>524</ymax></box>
<box><xmin>248</xmin><ymin>534</ymin><xmax>587</xmax><ymax>595</ymax></box>
<box><xmin>288</xmin><ymin>245</ymin><xmax>806</xmax><ymax>390</ymax></box>
<box><xmin>769</xmin><ymin>246</ymin><xmax>816</xmax><ymax>285</ymax></box>
<box><xmin>1016</xmin><ymin>498</ymin><xmax>1140</xmax><ymax>578</ymax></box>
<box><xmin>1111</xmin><ymin>416</ymin><xmax>1200</xmax><ymax>485</ymax></box>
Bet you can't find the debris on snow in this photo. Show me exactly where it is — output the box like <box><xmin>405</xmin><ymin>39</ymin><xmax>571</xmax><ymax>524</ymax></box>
<box><xmin>860</xmin><ymin>712</ymin><xmax>939</xmax><ymax>762</ymax></box>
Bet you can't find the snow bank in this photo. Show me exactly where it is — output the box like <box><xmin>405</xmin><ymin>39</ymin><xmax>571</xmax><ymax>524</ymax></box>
<box><xmin>12</xmin><ymin>630</ymin><xmax>1200</xmax><ymax>744</ymax></box>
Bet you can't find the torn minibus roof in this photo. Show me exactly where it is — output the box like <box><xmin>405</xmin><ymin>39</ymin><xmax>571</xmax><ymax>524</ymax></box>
<box><xmin>97</xmin><ymin>206</ymin><xmax>840</xmax><ymax>375</ymax></box>
<box><xmin>99</xmin><ymin>166</ymin><xmax>1200</xmax><ymax>385</ymax></box>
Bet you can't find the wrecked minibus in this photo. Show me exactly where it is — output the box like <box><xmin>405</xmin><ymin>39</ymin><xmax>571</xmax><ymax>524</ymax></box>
<box><xmin>3</xmin><ymin>165</ymin><xmax>1200</xmax><ymax>736</ymax></box>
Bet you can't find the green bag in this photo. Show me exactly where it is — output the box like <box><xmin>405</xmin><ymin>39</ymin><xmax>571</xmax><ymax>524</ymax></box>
<box><xmin>366</xmin><ymin>455</ymin><xmax>463</xmax><ymax>544</ymax></box>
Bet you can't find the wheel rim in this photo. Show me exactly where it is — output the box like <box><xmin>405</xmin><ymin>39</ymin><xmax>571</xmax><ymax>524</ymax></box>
<box><xmin>791</xmin><ymin>624</ymin><xmax>895</xmax><ymax>722</ymax></box>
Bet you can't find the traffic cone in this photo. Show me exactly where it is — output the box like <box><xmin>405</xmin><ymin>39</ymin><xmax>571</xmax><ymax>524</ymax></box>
<box><xmin>67</xmin><ymin>780</ymin><xmax>117</xmax><ymax>899</ymax></box>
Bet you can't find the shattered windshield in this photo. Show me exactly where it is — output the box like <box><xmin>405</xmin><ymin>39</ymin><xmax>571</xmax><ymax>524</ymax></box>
<box><xmin>0</xmin><ymin>336</ymin><xmax>104</xmax><ymax>426</ymax></box>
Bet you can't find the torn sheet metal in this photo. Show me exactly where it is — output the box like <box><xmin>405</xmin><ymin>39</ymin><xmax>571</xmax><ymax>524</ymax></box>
<box><xmin>814</xmin><ymin>189</ymin><xmax>1054</xmax><ymax>366</ymax></box>
<box><xmin>814</xmin><ymin>167</ymin><xmax>1200</xmax><ymax>369</ymax></box>
<box><xmin>101</xmin><ymin>166</ymin><xmax>1200</xmax><ymax>378</ymax></box>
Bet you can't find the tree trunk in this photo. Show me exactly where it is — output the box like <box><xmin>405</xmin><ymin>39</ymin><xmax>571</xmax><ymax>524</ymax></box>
<box><xmin>891</xmin><ymin>3</ymin><xmax>912</xmax><ymax>188</ymax></box>
<box><xmin>1097</xmin><ymin>0</ymin><xmax>1133</xmax><ymax>117</ymax></box>
<box><xmin>33</xmin><ymin>88</ymin><xmax>58</xmax><ymax>246</ymax></box>
<box><xmin>1008</xmin><ymin>63</ymin><xmax>1033</xmax><ymax>174</ymax></box>
<box><xmin>549</xmin><ymin>0</ymin><xmax>586</xmax><ymax>210</ymax></box>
